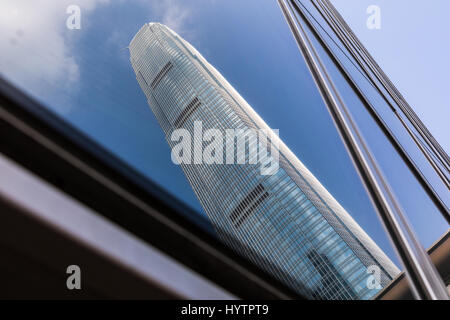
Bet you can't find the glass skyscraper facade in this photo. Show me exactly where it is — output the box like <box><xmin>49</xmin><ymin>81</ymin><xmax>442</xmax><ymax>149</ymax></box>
<box><xmin>129</xmin><ymin>23</ymin><xmax>400</xmax><ymax>300</ymax></box>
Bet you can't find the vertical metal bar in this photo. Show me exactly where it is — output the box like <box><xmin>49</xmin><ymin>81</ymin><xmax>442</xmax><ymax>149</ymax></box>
<box><xmin>299</xmin><ymin>0</ymin><xmax>450</xmax><ymax>221</ymax></box>
<box><xmin>277</xmin><ymin>0</ymin><xmax>449</xmax><ymax>299</ymax></box>
<box><xmin>313</xmin><ymin>0</ymin><xmax>450</xmax><ymax>187</ymax></box>
<box><xmin>321</xmin><ymin>0</ymin><xmax>450</xmax><ymax>173</ymax></box>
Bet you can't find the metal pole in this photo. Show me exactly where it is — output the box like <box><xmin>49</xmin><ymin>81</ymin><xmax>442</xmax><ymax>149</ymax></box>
<box><xmin>315</xmin><ymin>0</ymin><xmax>450</xmax><ymax>188</ymax></box>
<box><xmin>297</xmin><ymin>0</ymin><xmax>449</xmax><ymax>222</ymax></box>
<box><xmin>319</xmin><ymin>0</ymin><xmax>450</xmax><ymax>174</ymax></box>
<box><xmin>277</xmin><ymin>0</ymin><xmax>449</xmax><ymax>299</ymax></box>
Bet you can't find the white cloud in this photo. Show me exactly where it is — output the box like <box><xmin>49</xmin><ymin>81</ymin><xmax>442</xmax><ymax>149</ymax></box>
<box><xmin>104</xmin><ymin>0</ymin><xmax>193</xmax><ymax>66</ymax></box>
<box><xmin>0</xmin><ymin>0</ymin><xmax>193</xmax><ymax>113</ymax></box>
<box><xmin>135</xmin><ymin>0</ymin><xmax>192</xmax><ymax>36</ymax></box>
<box><xmin>159</xmin><ymin>0</ymin><xmax>191</xmax><ymax>34</ymax></box>
<box><xmin>0</xmin><ymin>0</ymin><xmax>108</xmax><ymax>112</ymax></box>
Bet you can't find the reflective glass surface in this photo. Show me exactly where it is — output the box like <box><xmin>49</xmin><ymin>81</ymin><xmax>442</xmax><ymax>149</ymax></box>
<box><xmin>1</xmin><ymin>0</ymin><xmax>448</xmax><ymax>299</ymax></box>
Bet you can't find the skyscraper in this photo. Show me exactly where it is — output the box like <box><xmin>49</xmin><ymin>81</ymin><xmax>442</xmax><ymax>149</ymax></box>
<box><xmin>129</xmin><ymin>23</ymin><xmax>400</xmax><ymax>300</ymax></box>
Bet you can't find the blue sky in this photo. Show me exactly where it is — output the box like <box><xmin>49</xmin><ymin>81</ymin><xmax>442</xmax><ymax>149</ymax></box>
<box><xmin>1</xmin><ymin>0</ymin><xmax>448</xmax><ymax>269</ymax></box>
